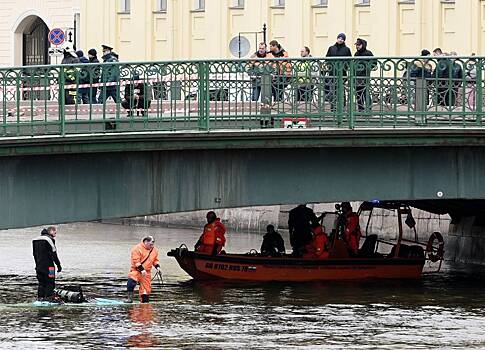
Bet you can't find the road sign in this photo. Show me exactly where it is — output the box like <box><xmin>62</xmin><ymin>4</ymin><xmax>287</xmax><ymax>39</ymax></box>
<box><xmin>48</xmin><ymin>47</ymin><xmax>64</xmax><ymax>56</ymax></box>
<box><xmin>64</xmin><ymin>28</ymin><xmax>75</xmax><ymax>44</ymax></box>
<box><xmin>48</xmin><ymin>28</ymin><xmax>65</xmax><ymax>46</ymax></box>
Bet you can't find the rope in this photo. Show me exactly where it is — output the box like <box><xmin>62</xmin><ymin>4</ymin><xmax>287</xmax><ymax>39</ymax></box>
<box><xmin>151</xmin><ymin>270</ymin><xmax>163</xmax><ymax>287</ymax></box>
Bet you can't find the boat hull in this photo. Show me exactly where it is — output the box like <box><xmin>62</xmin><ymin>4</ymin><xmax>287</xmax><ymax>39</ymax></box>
<box><xmin>168</xmin><ymin>249</ymin><xmax>425</xmax><ymax>282</ymax></box>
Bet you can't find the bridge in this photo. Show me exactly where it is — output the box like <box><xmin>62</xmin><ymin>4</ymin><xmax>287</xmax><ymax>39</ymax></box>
<box><xmin>1</xmin><ymin>56</ymin><xmax>485</xmax><ymax>230</ymax></box>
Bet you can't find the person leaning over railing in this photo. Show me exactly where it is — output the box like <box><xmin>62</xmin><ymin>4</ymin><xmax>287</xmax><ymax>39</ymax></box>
<box><xmin>269</xmin><ymin>40</ymin><xmax>292</xmax><ymax>102</ymax></box>
<box><xmin>433</xmin><ymin>48</ymin><xmax>463</xmax><ymax>108</ymax></box>
<box><xmin>408</xmin><ymin>49</ymin><xmax>433</xmax><ymax>108</ymax></box>
<box><xmin>249</xmin><ymin>42</ymin><xmax>274</xmax><ymax>102</ymax></box>
<box><xmin>295</xmin><ymin>46</ymin><xmax>314</xmax><ymax>102</ymax></box>
<box><xmin>60</xmin><ymin>47</ymin><xmax>80</xmax><ymax>105</ymax></box>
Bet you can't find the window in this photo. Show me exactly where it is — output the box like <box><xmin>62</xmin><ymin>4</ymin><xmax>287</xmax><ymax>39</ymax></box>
<box><xmin>274</xmin><ymin>0</ymin><xmax>285</xmax><ymax>6</ymax></box>
<box><xmin>194</xmin><ymin>0</ymin><xmax>205</xmax><ymax>10</ymax></box>
<box><xmin>315</xmin><ymin>0</ymin><xmax>328</xmax><ymax>5</ymax></box>
<box><xmin>119</xmin><ymin>0</ymin><xmax>130</xmax><ymax>13</ymax></box>
<box><xmin>233</xmin><ymin>0</ymin><xmax>244</xmax><ymax>7</ymax></box>
<box><xmin>156</xmin><ymin>0</ymin><xmax>167</xmax><ymax>11</ymax></box>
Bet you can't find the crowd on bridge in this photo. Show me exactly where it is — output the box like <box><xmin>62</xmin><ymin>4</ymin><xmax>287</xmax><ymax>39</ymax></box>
<box><xmin>248</xmin><ymin>34</ymin><xmax>478</xmax><ymax>112</ymax></box>
<box><xmin>53</xmin><ymin>33</ymin><xmax>480</xmax><ymax>119</ymax></box>
<box><xmin>60</xmin><ymin>44</ymin><xmax>152</xmax><ymax>116</ymax></box>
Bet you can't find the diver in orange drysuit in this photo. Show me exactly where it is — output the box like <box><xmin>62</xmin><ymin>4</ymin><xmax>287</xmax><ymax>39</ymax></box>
<box><xmin>127</xmin><ymin>236</ymin><xmax>160</xmax><ymax>303</ymax></box>
<box><xmin>304</xmin><ymin>221</ymin><xmax>329</xmax><ymax>259</ymax></box>
<box><xmin>341</xmin><ymin>202</ymin><xmax>362</xmax><ymax>255</ymax></box>
<box><xmin>194</xmin><ymin>211</ymin><xmax>226</xmax><ymax>255</ymax></box>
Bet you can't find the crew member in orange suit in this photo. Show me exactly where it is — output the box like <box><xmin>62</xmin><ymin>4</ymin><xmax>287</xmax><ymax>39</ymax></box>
<box><xmin>304</xmin><ymin>221</ymin><xmax>329</xmax><ymax>259</ymax></box>
<box><xmin>341</xmin><ymin>202</ymin><xmax>362</xmax><ymax>255</ymax></box>
<box><xmin>127</xmin><ymin>236</ymin><xmax>160</xmax><ymax>303</ymax></box>
<box><xmin>195</xmin><ymin>211</ymin><xmax>226</xmax><ymax>255</ymax></box>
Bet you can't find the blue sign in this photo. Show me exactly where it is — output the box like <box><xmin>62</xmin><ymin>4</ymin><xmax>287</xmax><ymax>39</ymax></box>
<box><xmin>48</xmin><ymin>28</ymin><xmax>65</xmax><ymax>46</ymax></box>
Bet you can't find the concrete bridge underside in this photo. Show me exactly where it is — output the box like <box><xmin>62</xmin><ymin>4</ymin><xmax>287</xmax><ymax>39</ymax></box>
<box><xmin>1</xmin><ymin>129</ymin><xmax>485</xmax><ymax>229</ymax></box>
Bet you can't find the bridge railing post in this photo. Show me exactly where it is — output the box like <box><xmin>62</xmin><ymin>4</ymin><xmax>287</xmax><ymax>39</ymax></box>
<box><xmin>197</xmin><ymin>62</ymin><xmax>210</xmax><ymax>131</ymax></box>
<box><xmin>59</xmin><ymin>66</ymin><xmax>66</xmax><ymax>136</ymax></box>
<box><xmin>477</xmin><ymin>59</ymin><xmax>483</xmax><ymax>126</ymax></box>
<box><xmin>336</xmin><ymin>61</ymin><xmax>344</xmax><ymax>127</ymax></box>
<box><xmin>348</xmin><ymin>60</ymin><xmax>355</xmax><ymax>129</ymax></box>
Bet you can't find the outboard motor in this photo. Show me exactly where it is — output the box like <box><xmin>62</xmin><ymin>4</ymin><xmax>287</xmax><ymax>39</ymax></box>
<box><xmin>54</xmin><ymin>286</ymin><xmax>85</xmax><ymax>303</ymax></box>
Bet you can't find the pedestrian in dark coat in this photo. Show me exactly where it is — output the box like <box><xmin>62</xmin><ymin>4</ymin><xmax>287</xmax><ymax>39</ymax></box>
<box><xmin>353</xmin><ymin>38</ymin><xmax>375</xmax><ymax>112</ymax></box>
<box><xmin>88</xmin><ymin>48</ymin><xmax>100</xmax><ymax>104</ymax></box>
<box><xmin>76</xmin><ymin>50</ymin><xmax>90</xmax><ymax>104</ymax></box>
<box><xmin>33</xmin><ymin>227</ymin><xmax>62</xmax><ymax>301</ymax></box>
<box><xmin>326</xmin><ymin>33</ymin><xmax>352</xmax><ymax>58</ymax></box>
<box><xmin>434</xmin><ymin>52</ymin><xmax>463</xmax><ymax>107</ymax></box>
<box><xmin>325</xmin><ymin>33</ymin><xmax>352</xmax><ymax>111</ymax></box>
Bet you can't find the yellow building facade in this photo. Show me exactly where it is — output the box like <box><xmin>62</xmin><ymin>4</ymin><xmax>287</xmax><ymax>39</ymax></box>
<box><xmin>0</xmin><ymin>0</ymin><xmax>81</xmax><ymax>67</ymax></box>
<box><xmin>80</xmin><ymin>0</ymin><xmax>485</xmax><ymax>62</ymax></box>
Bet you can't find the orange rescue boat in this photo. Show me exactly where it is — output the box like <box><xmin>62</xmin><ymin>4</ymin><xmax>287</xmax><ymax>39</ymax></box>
<box><xmin>168</xmin><ymin>201</ymin><xmax>444</xmax><ymax>282</ymax></box>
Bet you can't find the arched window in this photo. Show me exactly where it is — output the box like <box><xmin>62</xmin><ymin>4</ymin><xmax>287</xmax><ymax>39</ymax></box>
<box><xmin>23</xmin><ymin>17</ymin><xmax>49</xmax><ymax>66</ymax></box>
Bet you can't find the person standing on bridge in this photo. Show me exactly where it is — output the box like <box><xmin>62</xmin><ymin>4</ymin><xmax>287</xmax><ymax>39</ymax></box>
<box><xmin>353</xmin><ymin>38</ymin><xmax>375</xmax><ymax>113</ymax></box>
<box><xmin>127</xmin><ymin>236</ymin><xmax>160</xmax><ymax>303</ymax></box>
<box><xmin>76</xmin><ymin>50</ymin><xmax>90</xmax><ymax>104</ymax></box>
<box><xmin>195</xmin><ymin>211</ymin><xmax>226</xmax><ymax>255</ymax></box>
<box><xmin>32</xmin><ymin>226</ymin><xmax>62</xmax><ymax>301</ymax></box>
<box><xmin>325</xmin><ymin>33</ymin><xmax>352</xmax><ymax>111</ymax></box>
<box><xmin>88</xmin><ymin>49</ymin><xmax>101</xmax><ymax>104</ymax></box>
<box><xmin>98</xmin><ymin>44</ymin><xmax>120</xmax><ymax>104</ymax></box>
<box><xmin>61</xmin><ymin>47</ymin><xmax>80</xmax><ymax>105</ymax></box>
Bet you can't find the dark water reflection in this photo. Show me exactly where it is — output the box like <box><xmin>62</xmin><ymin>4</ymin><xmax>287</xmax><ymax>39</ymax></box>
<box><xmin>1</xmin><ymin>223</ymin><xmax>485</xmax><ymax>349</ymax></box>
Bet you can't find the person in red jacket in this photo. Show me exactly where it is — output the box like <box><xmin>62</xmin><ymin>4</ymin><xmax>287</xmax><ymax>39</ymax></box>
<box><xmin>195</xmin><ymin>211</ymin><xmax>226</xmax><ymax>255</ymax></box>
<box><xmin>341</xmin><ymin>202</ymin><xmax>362</xmax><ymax>255</ymax></box>
<box><xmin>304</xmin><ymin>221</ymin><xmax>329</xmax><ymax>259</ymax></box>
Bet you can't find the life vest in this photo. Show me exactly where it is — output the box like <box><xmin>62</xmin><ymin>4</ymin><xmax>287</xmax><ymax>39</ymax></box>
<box><xmin>302</xmin><ymin>226</ymin><xmax>329</xmax><ymax>259</ymax></box>
<box><xmin>197</xmin><ymin>218</ymin><xmax>226</xmax><ymax>254</ymax></box>
<box><xmin>343</xmin><ymin>212</ymin><xmax>362</xmax><ymax>254</ymax></box>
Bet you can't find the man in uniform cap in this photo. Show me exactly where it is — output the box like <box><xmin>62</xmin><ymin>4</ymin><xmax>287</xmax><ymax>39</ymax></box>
<box><xmin>98</xmin><ymin>44</ymin><xmax>120</xmax><ymax>103</ymax></box>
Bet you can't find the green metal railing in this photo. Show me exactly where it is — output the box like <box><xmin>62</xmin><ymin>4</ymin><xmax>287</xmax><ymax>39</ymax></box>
<box><xmin>0</xmin><ymin>56</ymin><xmax>483</xmax><ymax>137</ymax></box>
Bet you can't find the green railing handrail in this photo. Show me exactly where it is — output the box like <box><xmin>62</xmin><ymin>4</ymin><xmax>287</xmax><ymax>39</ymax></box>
<box><xmin>0</xmin><ymin>56</ymin><xmax>483</xmax><ymax>138</ymax></box>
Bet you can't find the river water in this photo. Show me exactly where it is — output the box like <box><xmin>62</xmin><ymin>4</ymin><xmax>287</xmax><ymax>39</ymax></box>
<box><xmin>1</xmin><ymin>222</ymin><xmax>485</xmax><ymax>349</ymax></box>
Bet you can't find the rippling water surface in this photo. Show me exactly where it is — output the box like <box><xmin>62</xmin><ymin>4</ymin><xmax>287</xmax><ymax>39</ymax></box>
<box><xmin>1</xmin><ymin>222</ymin><xmax>485</xmax><ymax>349</ymax></box>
